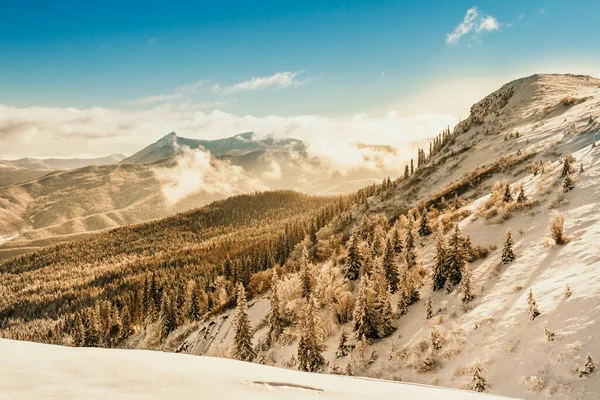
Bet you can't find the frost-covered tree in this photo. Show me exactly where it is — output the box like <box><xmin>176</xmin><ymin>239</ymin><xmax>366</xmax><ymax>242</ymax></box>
<box><xmin>267</xmin><ymin>273</ymin><xmax>284</xmax><ymax>343</ymax></box>
<box><xmin>503</xmin><ymin>182</ymin><xmax>513</xmax><ymax>203</ymax></box>
<box><xmin>468</xmin><ymin>364</ymin><xmax>487</xmax><ymax>392</ymax></box>
<box><xmin>445</xmin><ymin>225</ymin><xmax>466</xmax><ymax>291</ymax></box>
<box><xmin>418</xmin><ymin>207</ymin><xmax>432</xmax><ymax>237</ymax></box>
<box><xmin>549</xmin><ymin>210</ymin><xmax>566</xmax><ymax>245</ymax></box>
<box><xmin>404</xmin><ymin>218</ymin><xmax>417</xmax><ymax>269</ymax></box>
<box><xmin>232</xmin><ymin>284</ymin><xmax>256</xmax><ymax>362</ymax></box>
<box><xmin>344</xmin><ymin>228</ymin><xmax>362</xmax><ymax>280</ymax></box>
<box><xmin>336</xmin><ymin>330</ymin><xmax>351</xmax><ymax>358</ymax></box>
<box><xmin>527</xmin><ymin>289</ymin><xmax>541</xmax><ymax>321</ymax></box>
<box><xmin>382</xmin><ymin>238</ymin><xmax>399</xmax><ymax>293</ymax></box>
<box><xmin>432</xmin><ymin>230</ymin><xmax>448</xmax><ymax>291</ymax></box>
<box><xmin>378</xmin><ymin>286</ymin><xmax>395</xmax><ymax>338</ymax></box>
<box><xmin>391</xmin><ymin>226</ymin><xmax>403</xmax><ymax>254</ymax></box>
<box><xmin>501</xmin><ymin>230</ymin><xmax>516</xmax><ymax>264</ymax></box>
<box><xmin>398</xmin><ymin>263</ymin><xmax>420</xmax><ymax>314</ymax></box>
<box><xmin>563</xmin><ymin>173</ymin><xmax>574</xmax><ymax>192</ymax></box>
<box><xmin>517</xmin><ymin>187</ymin><xmax>528</xmax><ymax>203</ymax></box>
<box><xmin>425</xmin><ymin>296</ymin><xmax>433</xmax><ymax>319</ymax></box>
<box><xmin>579</xmin><ymin>354</ymin><xmax>596</xmax><ymax>377</ymax></box>
<box><xmin>300</xmin><ymin>247</ymin><xmax>312</xmax><ymax>300</ymax></box>
<box><xmin>297</xmin><ymin>297</ymin><xmax>325</xmax><ymax>373</ymax></box>
<box><xmin>561</xmin><ymin>155</ymin><xmax>572</xmax><ymax>178</ymax></box>
<box><xmin>353</xmin><ymin>276</ymin><xmax>379</xmax><ymax>340</ymax></box>
<box><xmin>461</xmin><ymin>263</ymin><xmax>474</xmax><ymax>303</ymax></box>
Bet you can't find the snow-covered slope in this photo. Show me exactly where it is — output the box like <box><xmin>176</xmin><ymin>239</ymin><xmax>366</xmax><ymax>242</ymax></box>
<box><xmin>169</xmin><ymin>74</ymin><xmax>600</xmax><ymax>399</ymax></box>
<box><xmin>0</xmin><ymin>339</ymin><xmax>510</xmax><ymax>399</ymax></box>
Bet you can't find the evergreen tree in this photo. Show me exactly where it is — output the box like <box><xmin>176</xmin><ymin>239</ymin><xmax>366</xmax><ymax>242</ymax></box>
<box><xmin>563</xmin><ymin>173</ymin><xmax>574</xmax><ymax>192</ymax></box>
<box><xmin>267</xmin><ymin>273</ymin><xmax>284</xmax><ymax>343</ymax></box>
<box><xmin>404</xmin><ymin>219</ymin><xmax>417</xmax><ymax>269</ymax></box>
<box><xmin>344</xmin><ymin>228</ymin><xmax>362</xmax><ymax>280</ymax></box>
<box><xmin>120</xmin><ymin>304</ymin><xmax>132</xmax><ymax>339</ymax></box>
<box><xmin>83</xmin><ymin>307</ymin><xmax>101</xmax><ymax>347</ymax></box>
<box><xmin>353</xmin><ymin>276</ymin><xmax>379</xmax><ymax>340</ymax></box>
<box><xmin>391</xmin><ymin>226</ymin><xmax>403</xmax><ymax>254</ymax></box>
<box><xmin>527</xmin><ymin>289</ymin><xmax>541</xmax><ymax>321</ymax></box>
<box><xmin>579</xmin><ymin>354</ymin><xmax>596</xmax><ymax>377</ymax></box>
<box><xmin>159</xmin><ymin>289</ymin><xmax>176</xmax><ymax>339</ymax></box>
<box><xmin>418</xmin><ymin>207</ymin><xmax>432</xmax><ymax>237</ymax></box>
<box><xmin>73</xmin><ymin>313</ymin><xmax>85</xmax><ymax>347</ymax></box>
<box><xmin>468</xmin><ymin>364</ymin><xmax>487</xmax><ymax>392</ymax></box>
<box><xmin>561</xmin><ymin>155</ymin><xmax>572</xmax><ymax>178</ymax></box>
<box><xmin>564</xmin><ymin>284</ymin><xmax>572</xmax><ymax>298</ymax></box>
<box><xmin>297</xmin><ymin>298</ymin><xmax>325</xmax><ymax>373</ymax></box>
<box><xmin>378</xmin><ymin>286</ymin><xmax>395</xmax><ymax>338</ymax></box>
<box><xmin>336</xmin><ymin>330</ymin><xmax>351</xmax><ymax>358</ymax></box>
<box><xmin>461</xmin><ymin>263</ymin><xmax>474</xmax><ymax>303</ymax></box>
<box><xmin>579</xmin><ymin>162</ymin><xmax>584</xmax><ymax>174</ymax></box>
<box><xmin>425</xmin><ymin>296</ymin><xmax>433</xmax><ymax>320</ymax></box>
<box><xmin>501</xmin><ymin>230</ymin><xmax>516</xmax><ymax>264</ymax></box>
<box><xmin>187</xmin><ymin>283</ymin><xmax>201</xmax><ymax>321</ymax></box>
<box><xmin>445</xmin><ymin>225</ymin><xmax>466</xmax><ymax>291</ymax></box>
<box><xmin>517</xmin><ymin>187</ymin><xmax>527</xmax><ymax>203</ymax></box>
<box><xmin>232</xmin><ymin>284</ymin><xmax>256</xmax><ymax>362</ymax></box>
<box><xmin>382</xmin><ymin>238</ymin><xmax>399</xmax><ymax>293</ymax></box>
<box><xmin>503</xmin><ymin>182</ymin><xmax>513</xmax><ymax>203</ymax></box>
<box><xmin>545</xmin><ymin>327</ymin><xmax>555</xmax><ymax>341</ymax></box>
<box><xmin>432</xmin><ymin>230</ymin><xmax>448</xmax><ymax>291</ymax></box>
<box><xmin>300</xmin><ymin>247</ymin><xmax>312</xmax><ymax>300</ymax></box>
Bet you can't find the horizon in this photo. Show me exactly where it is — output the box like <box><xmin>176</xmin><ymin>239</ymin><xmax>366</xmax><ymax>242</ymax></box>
<box><xmin>1</xmin><ymin>1</ymin><xmax>600</xmax><ymax>159</ymax></box>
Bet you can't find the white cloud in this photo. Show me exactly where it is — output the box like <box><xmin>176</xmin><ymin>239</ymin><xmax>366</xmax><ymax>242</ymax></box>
<box><xmin>130</xmin><ymin>81</ymin><xmax>207</xmax><ymax>105</ymax></box>
<box><xmin>446</xmin><ymin>7</ymin><xmax>500</xmax><ymax>45</ymax></box>
<box><xmin>221</xmin><ymin>71</ymin><xmax>306</xmax><ymax>94</ymax></box>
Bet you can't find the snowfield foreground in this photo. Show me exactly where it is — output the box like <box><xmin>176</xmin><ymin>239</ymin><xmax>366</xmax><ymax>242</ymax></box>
<box><xmin>0</xmin><ymin>339</ymin><xmax>512</xmax><ymax>399</ymax></box>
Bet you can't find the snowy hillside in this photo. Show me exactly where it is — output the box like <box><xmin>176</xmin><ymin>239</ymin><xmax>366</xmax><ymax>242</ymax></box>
<box><xmin>0</xmin><ymin>339</ymin><xmax>509</xmax><ymax>399</ymax></box>
<box><xmin>169</xmin><ymin>74</ymin><xmax>600</xmax><ymax>399</ymax></box>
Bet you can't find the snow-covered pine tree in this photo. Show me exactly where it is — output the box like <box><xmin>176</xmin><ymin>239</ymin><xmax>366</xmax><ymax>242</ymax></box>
<box><xmin>432</xmin><ymin>229</ymin><xmax>449</xmax><ymax>291</ymax></box>
<box><xmin>425</xmin><ymin>296</ymin><xmax>433</xmax><ymax>319</ymax></box>
<box><xmin>353</xmin><ymin>275</ymin><xmax>379</xmax><ymax>340</ymax></box>
<box><xmin>267</xmin><ymin>273</ymin><xmax>284</xmax><ymax>343</ymax></box>
<box><xmin>517</xmin><ymin>186</ymin><xmax>528</xmax><ymax>203</ymax></box>
<box><xmin>527</xmin><ymin>289</ymin><xmax>541</xmax><ymax>321</ymax></box>
<box><xmin>159</xmin><ymin>289</ymin><xmax>176</xmax><ymax>339</ymax></box>
<box><xmin>579</xmin><ymin>354</ymin><xmax>596</xmax><ymax>377</ymax></box>
<box><xmin>503</xmin><ymin>182</ymin><xmax>513</xmax><ymax>203</ymax></box>
<box><xmin>336</xmin><ymin>330</ymin><xmax>351</xmax><ymax>358</ymax></box>
<box><xmin>382</xmin><ymin>238</ymin><xmax>399</xmax><ymax>293</ymax></box>
<box><xmin>561</xmin><ymin>155</ymin><xmax>572</xmax><ymax>178</ymax></box>
<box><xmin>378</xmin><ymin>286</ymin><xmax>395</xmax><ymax>338</ymax></box>
<box><xmin>297</xmin><ymin>297</ymin><xmax>325</xmax><ymax>373</ymax></box>
<box><xmin>445</xmin><ymin>225</ymin><xmax>466</xmax><ymax>291</ymax></box>
<box><xmin>579</xmin><ymin>162</ymin><xmax>584</xmax><ymax>174</ymax></box>
<box><xmin>404</xmin><ymin>218</ymin><xmax>417</xmax><ymax>269</ymax></box>
<box><xmin>468</xmin><ymin>364</ymin><xmax>487</xmax><ymax>392</ymax></box>
<box><xmin>344</xmin><ymin>228</ymin><xmax>362</xmax><ymax>280</ymax></box>
<box><xmin>501</xmin><ymin>230</ymin><xmax>516</xmax><ymax>264</ymax></box>
<box><xmin>461</xmin><ymin>263</ymin><xmax>474</xmax><ymax>303</ymax></box>
<box><xmin>563</xmin><ymin>173</ymin><xmax>574</xmax><ymax>192</ymax></box>
<box><xmin>232</xmin><ymin>284</ymin><xmax>256</xmax><ymax>362</ymax></box>
<box><xmin>300</xmin><ymin>247</ymin><xmax>312</xmax><ymax>300</ymax></box>
<box><xmin>391</xmin><ymin>225</ymin><xmax>403</xmax><ymax>254</ymax></box>
<box><xmin>418</xmin><ymin>207</ymin><xmax>432</xmax><ymax>237</ymax></box>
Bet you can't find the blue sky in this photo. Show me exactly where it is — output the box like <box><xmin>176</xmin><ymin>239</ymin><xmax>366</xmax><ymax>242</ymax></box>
<box><xmin>1</xmin><ymin>0</ymin><xmax>599</xmax><ymax>157</ymax></box>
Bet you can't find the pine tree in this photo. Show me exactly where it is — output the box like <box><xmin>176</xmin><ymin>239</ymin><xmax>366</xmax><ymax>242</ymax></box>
<box><xmin>545</xmin><ymin>327</ymin><xmax>555</xmax><ymax>341</ymax></box>
<box><xmin>73</xmin><ymin>313</ymin><xmax>85</xmax><ymax>347</ymax></box>
<box><xmin>336</xmin><ymin>330</ymin><xmax>351</xmax><ymax>358</ymax></box>
<box><xmin>432</xmin><ymin>230</ymin><xmax>448</xmax><ymax>291</ymax></box>
<box><xmin>267</xmin><ymin>273</ymin><xmax>284</xmax><ymax>343</ymax></box>
<box><xmin>501</xmin><ymin>230</ymin><xmax>516</xmax><ymax>264</ymax></box>
<box><xmin>120</xmin><ymin>304</ymin><xmax>132</xmax><ymax>340</ymax></box>
<box><xmin>344</xmin><ymin>229</ymin><xmax>362</xmax><ymax>280</ymax></box>
<box><xmin>563</xmin><ymin>173</ymin><xmax>574</xmax><ymax>192</ymax></box>
<box><xmin>461</xmin><ymin>263</ymin><xmax>474</xmax><ymax>303</ymax></box>
<box><xmin>579</xmin><ymin>162</ymin><xmax>584</xmax><ymax>174</ymax></box>
<box><xmin>159</xmin><ymin>289</ymin><xmax>175</xmax><ymax>339</ymax></box>
<box><xmin>561</xmin><ymin>155</ymin><xmax>572</xmax><ymax>178</ymax></box>
<box><xmin>382</xmin><ymin>238</ymin><xmax>399</xmax><ymax>293</ymax></box>
<box><xmin>579</xmin><ymin>354</ymin><xmax>596</xmax><ymax>377</ymax></box>
<box><xmin>517</xmin><ymin>187</ymin><xmax>527</xmax><ymax>203</ymax></box>
<box><xmin>503</xmin><ymin>182</ymin><xmax>513</xmax><ymax>203</ymax></box>
<box><xmin>391</xmin><ymin>226</ymin><xmax>403</xmax><ymax>254</ymax></box>
<box><xmin>297</xmin><ymin>298</ymin><xmax>325</xmax><ymax>373</ymax></box>
<box><xmin>527</xmin><ymin>289</ymin><xmax>541</xmax><ymax>321</ymax></box>
<box><xmin>564</xmin><ymin>284</ymin><xmax>572</xmax><ymax>298</ymax></box>
<box><xmin>468</xmin><ymin>364</ymin><xmax>487</xmax><ymax>392</ymax></box>
<box><xmin>418</xmin><ymin>207</ymin><xmax>432</xmax><ymax>237</ymax></box>
<box><xmin>425</xmin><ymin>296</ymin><xmax>433</xmax><ymax>319</ymax></box>
<box><xmin>300</xmin><ymin>247</ymin><xmax>312</xmax><ymax>300</ymax></box>
<box><xmin>188</xmin><ymin>283</ymin><xmax>201</xmax><ymax>321</ymax></box>
<box><xmin>378</xmin><ymin>286</ymin><xmax>395</xmax><ymax>338</ymax></box>
<box><xmin>404</xmin><ymin>219</ymin><xmax>417</xmax><ymax>269</ymax></box>
<box><xmin>353</xmin><ymin>276</ymin><xmax>379</xmax><ymax>340</ymax></box>
<box><xmin>445</xmin><ymin>225</ymin><xmax>465</xmax><ymax>291</ymax></box>
<box><xmin>232</xmin><ymin>284</ymin><xmax>256</xmax><ymax>362</ymax></box>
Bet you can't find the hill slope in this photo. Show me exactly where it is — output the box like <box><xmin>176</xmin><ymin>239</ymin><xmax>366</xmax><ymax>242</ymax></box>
<box><xmin>0</xmin><ymin>339</ymin><xmax>510</xmax><ymax>400</ymax></box>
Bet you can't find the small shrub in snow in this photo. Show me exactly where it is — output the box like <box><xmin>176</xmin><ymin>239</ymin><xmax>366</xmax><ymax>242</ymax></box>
<box><xmin>467</xmin><ymin>364</ymin><xmax>488</xmax><ymax>392</ymax></box>
<box><xmin>549</xmin><ymin>210</ymin><xmax>567</xmax><ymax>245</ymax></box>
<box><xmin>545</xmin><ymin>327</ymin><xmax>555</xmax><ymax>341</ymax></box>
<box><xmin>563</xmin><ymin>174</ymin><xmax>575</xmax><ymax>192</ymax></box>
<box><xmin>520</xmin><ymin>375</ymin><xmax>546</xmax><ymax>392</ymax></box>
<box><xmin>564</xmin><ymin>284</ymin><xmax>572</xmax><ymax>298</ymax></box>
<box><xmin>430</xmin><ymin>326</ymin><xmax>446</xmax><ymax>350</ymax></box>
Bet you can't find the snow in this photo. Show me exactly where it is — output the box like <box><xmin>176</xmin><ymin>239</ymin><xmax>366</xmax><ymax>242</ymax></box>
<box><xmin>0</xmin><ymin>339</ymin><xmax>509</xmax><ymax>399</ymax></box>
